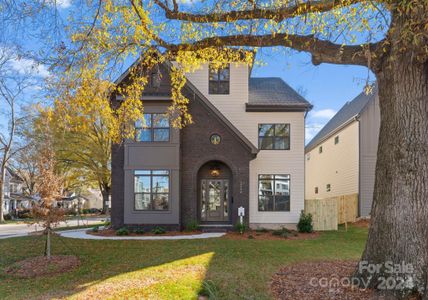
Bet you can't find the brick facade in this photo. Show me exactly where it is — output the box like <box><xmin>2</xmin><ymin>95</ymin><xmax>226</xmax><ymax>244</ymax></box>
<box><xmin>180</xmin><ymin>89</ymin><xmax>255</xmax><ymax>227</ymax></box>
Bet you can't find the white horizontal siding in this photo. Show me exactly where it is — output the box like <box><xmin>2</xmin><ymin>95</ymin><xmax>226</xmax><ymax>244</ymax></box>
<box><xmin>185</xmin><ymin>63</ymin><xmax>305</xmax><ymax>225</ymax></box>
<box><xmin>305</xmin><ymin>121</ymin><xmax>359</xmax><ymax>200</ymax></box>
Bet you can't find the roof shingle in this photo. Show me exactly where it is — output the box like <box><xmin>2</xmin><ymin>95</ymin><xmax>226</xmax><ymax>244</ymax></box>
<box><xmin>305</xmin><ymin>87</ymin><xmax>377</xmax><ymax>151</ymax></box>
<box><xmin>248</xmin><ymin>77</ymin><xmax>312</xmax><ymax>109</ymax></box>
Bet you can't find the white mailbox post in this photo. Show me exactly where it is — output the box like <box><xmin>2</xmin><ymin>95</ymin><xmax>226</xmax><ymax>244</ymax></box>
<box><xmin>238</xmin><ymin>206</ymin><xmax>245</xmax><ymax>225</ymax></box>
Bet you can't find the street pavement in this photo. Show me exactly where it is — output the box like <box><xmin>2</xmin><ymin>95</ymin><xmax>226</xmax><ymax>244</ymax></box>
<box><xmin>0</xmin><ymin>216</ymin><xmax>107</xmax><ymax>239</ymax></box>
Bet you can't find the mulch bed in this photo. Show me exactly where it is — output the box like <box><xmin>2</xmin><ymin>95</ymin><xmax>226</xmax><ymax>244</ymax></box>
<box><xmin>224</xmin><ymin>230</ymin><xmax>320</xmax><ymax>241</ymax></box>
<box><xmin>352</xmin><ymin>219</ymin><xmax>370</xmax><ymax>228</ymax></box>
<box><xmin>3</xmin><ymin>255</ymin><xmax>80</xmax><ymax>278</ymax></box>
<box><xmin>88</xmin><ymin>229</ymin><xmax>202</xmax><ymax>237</ymax></box>
<box><xmin>271</xmin><ymin>261</ymin><xmax>376</xmax><ymax>300</ymax></box>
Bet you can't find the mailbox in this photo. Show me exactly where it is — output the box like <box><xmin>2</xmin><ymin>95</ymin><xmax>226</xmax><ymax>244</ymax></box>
<box><xmin>238</xmin><ymin>206</ymin><xmax>245</xmax><ymax>217</ymax></box>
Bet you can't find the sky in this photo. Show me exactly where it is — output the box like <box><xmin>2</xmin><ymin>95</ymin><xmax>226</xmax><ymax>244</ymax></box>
<box><xmin>252</xmin><ymin>50</ymin><xmax>373</xmax><ymax>143</ymax></box>
<box><xmin>2</xmin><ymin>48</ymin><xmax>371</xmax><ymax>144</ymax></box>
<box><xmin>0</xmin><ymin>0</ymin><xmax>377</xmax><ymax>146</ymax></box>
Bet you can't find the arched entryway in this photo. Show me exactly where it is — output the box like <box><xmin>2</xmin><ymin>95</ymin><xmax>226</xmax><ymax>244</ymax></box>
<box><xmin>197</xmin><ymin>160</ymin><xmax>232</xmax><ymax>223</ymax></box>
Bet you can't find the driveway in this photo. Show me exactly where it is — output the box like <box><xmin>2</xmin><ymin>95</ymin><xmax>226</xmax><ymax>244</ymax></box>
<box><xmin>0</xmin><ymin>216</ymin><xmax>107</xmax><ymax>239</ymax></box>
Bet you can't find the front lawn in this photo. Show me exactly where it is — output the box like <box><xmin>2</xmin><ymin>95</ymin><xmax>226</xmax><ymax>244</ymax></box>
<box><xmin>0</xmin><ymin>225</ymin><xmax>368</xmax><ymax>299</ymax></box>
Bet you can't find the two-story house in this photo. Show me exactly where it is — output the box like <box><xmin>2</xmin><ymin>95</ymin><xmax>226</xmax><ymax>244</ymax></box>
<box><xmin>111</xmin><ymin>59</ymin><xmax>312</xmax><ymax>230</ymax></box>
<box><xmin>2</xmin><ymin>167</ymin><xmax>33</xmax><ymax>216</ymax></box>
<box><xmin>305</xmin><ymin>87</ymin><xmax>380</xmax><ymax>217</ymax></box>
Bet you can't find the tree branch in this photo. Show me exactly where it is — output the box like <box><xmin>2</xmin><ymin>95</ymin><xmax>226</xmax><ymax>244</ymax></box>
<box><xmin>168</xmin><ymin>33</ymin><xmax>383</xmax><ymax>67</ymax></box>
<box><xmin>154</xmin><ymin>0</ymin><xmax>364</xmax><ymax>22</ymax></box>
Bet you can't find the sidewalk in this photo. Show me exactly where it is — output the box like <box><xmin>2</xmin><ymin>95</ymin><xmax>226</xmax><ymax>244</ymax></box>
<box><xmin>59</xmin><ymin>228</ymin><xmax>225</xmax><ymax>240</ymax></box>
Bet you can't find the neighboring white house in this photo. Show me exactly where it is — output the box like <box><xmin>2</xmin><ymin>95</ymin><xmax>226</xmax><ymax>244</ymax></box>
<box><xmin>305</xmin><ymin>88</ymin><xmax>380</xmax><ymax>217</ymax></box>
<box><xmin>111</xmin><ymin>59</ymin><xmax>313</xmax><ymax>230</ymax></box>
<box><xmin>2</xmin><ymin>167</ymin><xmax>34</xmax><ymax>216</ymax></box>
<box><xmin>58</xmin><ymin>189</ymin><xmax>103</xmax><ymax>211</ymax></box>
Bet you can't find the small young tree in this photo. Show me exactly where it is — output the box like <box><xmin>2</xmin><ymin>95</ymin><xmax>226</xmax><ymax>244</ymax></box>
<box><xmin>31</xmin><ymin>144</ymin><xmax>65</xmax><ymax>259</ymax></box>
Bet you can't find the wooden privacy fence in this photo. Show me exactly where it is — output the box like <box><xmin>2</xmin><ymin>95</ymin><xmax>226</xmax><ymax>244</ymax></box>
<box><xmin>305</xmin><ymin>194</ymin><xmax>359</xmax><ymax>231</ymax></box>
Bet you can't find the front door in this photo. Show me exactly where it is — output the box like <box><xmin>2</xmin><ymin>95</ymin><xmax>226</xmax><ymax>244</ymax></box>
<box><xmin>200</xmin><ymin>179</ymin><xmax>229</xmax><ymax>222</ymax></box>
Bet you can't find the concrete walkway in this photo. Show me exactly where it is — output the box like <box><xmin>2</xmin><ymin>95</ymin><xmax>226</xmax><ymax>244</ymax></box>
<box><xmin>59</xmin><ymin>228</ymin><xmax>225</xmax><ymax>240</ymax></box>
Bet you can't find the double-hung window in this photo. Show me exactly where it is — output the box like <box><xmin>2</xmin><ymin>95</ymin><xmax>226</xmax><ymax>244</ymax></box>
<box><xmin>258</xmin><ymin>124</ymin><xmax>290</xmax><ymax>150</ymax></box>
<box><xmin>134</xmin><ymin>170</ymin><xmax>170</xmax><ymax>211</ymax></box>
<box><xmin>135</xmin><ymin>113</ymin><xmax>170</xmax><ymax>142</ymax></box>
<box><xmin>209</xmin><ymin>64</ymin><xmax>230</xmax><ymax>94</ymax></box>
<box><xmin>258</xmin><ymin>175</ymin><xmax>290</xmax><ymax>211</ymax></box>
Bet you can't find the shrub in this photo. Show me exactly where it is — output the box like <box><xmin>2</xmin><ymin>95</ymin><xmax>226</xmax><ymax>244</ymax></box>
<box><xmin>20</xmin><ymin>212</ymin><xmax>32</xmax><ymax>219</ymax></box>
<box><xmin>91</xmin><ymin>226</ymin><xmax>99</xmax><ymax>232</ymax></box>
<box><xmin>3</xmin><ymin>214</ymin><xmax>12</xmax><ymax>221</ymax></box>
<box><xmin>297</xmin><ymin>210</ymin><xmax>313</xmax><ymax>233</ymax></box>
<box><xmin>255</xmin><ymin>227</ymin><xmax>269</xmax><ymax>233</ymax></box>
<box><xmin>116</xmin><ymin>227</ymin><xmax>129</xmax><ymax>236</ymax></box>
<box><xmin>185</xmin><ymin>220</ymin><xmax>200</xmax><ymax>231</ymax></box>
<box><xmin>248</xmin><ymin>235</ymin><xmax>255</xmax><ymax>239</ymax></box>
<box><xmin>151</xmin><ymin>226</ymin><xmax>166</xmax><ymax>234</ymax></box>
<box><xmin>81</xmin><ymin>208</ymin><xmax>101</xmax><ymax>215</ymax></box>
<box><xmin>234</xmin><ymin>222</ymin><xmax>247</xmax><ymax>234</ymax></box>
<box><xmin>64</xmin><ymin>208</ymin><xmax>77</xmax><ymax>216</ymax></box>
<box><xmin>134</xmin><ymin>228</ymin><xmax>145</xmax><ymax>235</ymax></box>
<box><xmin>272</xmin><ymin>227</ymin><xmax>290</xmax><ymax>238</ymax></box>
<box><xmin>17</xmin><ymin>209</ymin><xmax>32</xmax><ymax>219</ymax></box>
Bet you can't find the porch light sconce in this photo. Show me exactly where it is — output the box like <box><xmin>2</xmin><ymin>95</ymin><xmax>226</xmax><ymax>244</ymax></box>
<box><xmin>210</xmin><ymin>166</ymin><xmax>221</xmax><ymax>177</ymax></box>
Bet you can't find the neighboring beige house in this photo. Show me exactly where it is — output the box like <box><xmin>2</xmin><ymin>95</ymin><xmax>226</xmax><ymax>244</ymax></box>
<box><xmin>305</xmin><ymin>88</ymin><xmax>379</xmax><ymax>217</ymax></box>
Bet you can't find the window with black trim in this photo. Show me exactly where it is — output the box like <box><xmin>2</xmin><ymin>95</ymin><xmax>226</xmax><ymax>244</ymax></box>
<box><xmin>209</xmin><ymin>64</ymin><xmax>230</xmax><ymax>94</ymax></box>
<box><xmin>315</xmin><ymin>187</ymin><xmax>318</xmax><ymax>194</ymax></box>
<box><xmin>326</xmin><ymin>184</ymin><xmax>331</xmax><ymax>192</ymax></box>
<box><xmin>134</xmin><ymin>170</ymin><xmax>169</xmax><ymax>210</ymax></box>
<box><xmin>258</xmin><ymin>174</ymin><xmax>290</xmax><ymax>211</ymax></box>
<box><xmin>258</xmin><ymin>124</ymin><xmax>290</xmax><ymax>150</ymax></box>
<box><xmin>335</xmin><ymin>136</ymin><xmax>339</xmax><ymax>145</ymax></box>
<box><xmin>135</xmin><ymin>113</ymin><xmax>170</xmax><ymax>142</ymax></box>
<box><xmin>319</xmin><ymin>146</ymin><xmax>323</xmax><ymax>153</ymax></box>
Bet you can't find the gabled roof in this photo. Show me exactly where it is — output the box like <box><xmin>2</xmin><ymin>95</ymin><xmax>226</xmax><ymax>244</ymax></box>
<box><xmin>6</xmin><ymin>166</ymin><xmax>23</xmax><ymax>182</ymax></box>
<box><xmin>246</xmin><ymin>77</ymin><xmax>312</xmax><ymax>112</ymax></box>
<box><xmin>166</xmin><ymin>62</ymin><xmax>259</xmax><ymax>155</ymax></box>
<box><xmin>114</xmin><ymin>60</ymin><xmax>259</xmax><ymax>155</ymax></box>
<box><xmin>305</xmin><ymin>86</ymin><xmax>378</xmax><ymax>152</ymax></box>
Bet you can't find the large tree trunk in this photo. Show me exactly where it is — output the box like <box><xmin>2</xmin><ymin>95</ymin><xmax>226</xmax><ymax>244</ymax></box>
<box><xmin>101</xmin><ymin>185</ymin><xmax>110</xmax><ymax>215</ymax></box>
<box><xmin>354</xmin><ymin>52</ymin><xmax>428</xmax><ymax>298</ymax></box>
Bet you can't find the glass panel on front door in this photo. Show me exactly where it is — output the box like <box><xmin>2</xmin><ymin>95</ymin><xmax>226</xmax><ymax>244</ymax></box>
<box><xmin>201</xmin><ymin>179</ymin><xmax>229</xmax><ymax>222</ymax></box>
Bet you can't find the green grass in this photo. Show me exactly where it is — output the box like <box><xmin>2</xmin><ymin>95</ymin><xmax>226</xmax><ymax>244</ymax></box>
<box><xmin>0</xmin><ymin>225</ymin><xmax>368</xmax><ymax>300</ymax></box>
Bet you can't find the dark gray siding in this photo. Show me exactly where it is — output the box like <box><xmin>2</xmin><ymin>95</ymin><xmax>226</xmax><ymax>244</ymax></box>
<box><xmin>123</xmin><ymin>103</ymin><xmax>180</xmax><ymax>226</ymax></box>
<box><xmin>359</xmin><ymin>94</ymin><xmax>380</xmax><ymax>217</ymax></box>
<box><xmin>111</xmin><ymin>143</ymin><xmax>125</xmax><ymax>228</ymax></box>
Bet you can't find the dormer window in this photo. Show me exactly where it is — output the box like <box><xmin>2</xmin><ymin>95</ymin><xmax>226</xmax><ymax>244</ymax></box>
<box><xmin>209</xmin><ymin>64</ymin><xmax>230</xmax><ymax>94</ymax></box>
